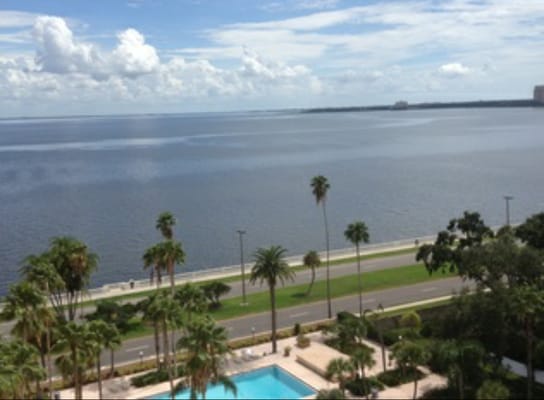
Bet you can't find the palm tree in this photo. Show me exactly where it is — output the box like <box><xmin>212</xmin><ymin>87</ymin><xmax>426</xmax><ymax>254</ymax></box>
<box><xmin>509</xmin><ymin>284</ymin><xmax>544</xmax><ymax>400</ymax></box>
<box><xmin>326</xmin><ymin>358</ymin><xmax>355</xmax><ymax>397</ymax></box>
<box><xmin>303</xmin><ymin>250</ymin><xmax>321</xmax><ymax>296</ymax></box>
<box><xmin>102</xmin><ymin>323</ymin><xmax>121</xmax><ymax>377</ymax></box>
<box><xmin>139</xmin><ymin>294</ymin><xmax>162</xmax><ymax>370</ymax></box>
<box><xmin>47</xmin><ymin>236</ymin><xmax>98</xmax><ymax>321</ymax></box>
<box><xmin>344</xmin><ymin>221</ymin><xmax>370</xmax><ymax>316</ymax></box>
<box><xmin>156</xmin><ymin>211</ymin><xmax>177</xmax><ymax>240</ymax></box>
<box><xmin>250</xmin><ymin>245</ymin><xmax>295</xmax><ymax>354</ymax></box>
<box><xmin>351</xmin><ymin>344</ymin><xmax>375</xmax><ymax>378</ymax></box>
<box><xmin>351</xmin><ymin>344</ymin><xmax>375</xmax><ymax>398</ymax></box>
<box><xmin>0</xmin><ymin>281</ymin><xmax>55</xmax><ymax>397</ymax></box>
<box><xmin>148</xmin><ymin>292</ymin><xmax>183</xmax><ymax>397</ymax></box>
<box><xmin>390</xmin><ymin>340</ymin><xmax>430</xmax><ymax>400</ymax></box>
<box><xmin>175</xmin><ymin>283</ymin><xmax>208</xmax><ymax>322</ymax></box>
<box><xmin>20</xmin><ymin>255</ymin><xmax>62</xmax><ymax>398</ymax></box>
<box><xmin>87</xmin><ymin>321</ymin><xmax>109</xmax><ymax>399</ymax></box>
<box><xmin>53</xmin><ymin>322</ymin><xmax>94</xmax><ymax>400</ymax></box>
<box><xmin>176</xmin><ymin>316</ymin><xmax>236</xmax><ymax>400</ymax></box>
<box><xmin>311</xmin><ymin>175</ymin><xmax>332</xmax><ymax>318</ymax></box>
<box><xmin>0</xmin><ymin>340</ymin><xmax>45</xmax><ymax>399</ymax></box>
<box><xmin>434</xmin><ymin>340</ymin><xmax>485</xmax><ymax>400</ymax></box>
<box><xmin>143</xmin><ymin>244</ymin><xmax>164</xmax><ymax>288</ymax></box>
<box><xmin>157</xmin><ymin>240</ymin><xmax>185</xmax><ymax>294</ymax></box>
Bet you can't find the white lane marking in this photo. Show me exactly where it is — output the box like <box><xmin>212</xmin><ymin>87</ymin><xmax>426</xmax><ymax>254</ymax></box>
<box><xmin>421</xmin><ymin>287</ymin><xmax>437</xmax><ymax>292</ymax></box>
<box><xmin>363</xmin><ymin>298</ymin><xmax>376</xmax><ymax>304</ymax></box>
<box><xmin>290</xmin><ymin>312</ymin><xmax>309</xmax><ymax>319</ymax></box>
<box><xmin>125</xmin><ymin>345</ymin><xmax>149</xmax><ymax>353</ymax></box>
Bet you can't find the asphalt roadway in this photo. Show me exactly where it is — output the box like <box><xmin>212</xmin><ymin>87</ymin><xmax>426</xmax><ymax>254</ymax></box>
<box><xmin>1</xmin><ymin>251</ymin><xmax>470</xmax><ymax>368</ymax></box>
<box><xmin>0</xmin><ymin>252</ymin><xmax>416</xmax><ymax>337</ymax></box>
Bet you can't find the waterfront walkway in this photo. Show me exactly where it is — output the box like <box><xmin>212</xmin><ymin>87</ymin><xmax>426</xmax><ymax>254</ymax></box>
<box><xmin>78</xmin><ymin>235</ymin><xmax>433</xmax><ymax>304</ymax></box>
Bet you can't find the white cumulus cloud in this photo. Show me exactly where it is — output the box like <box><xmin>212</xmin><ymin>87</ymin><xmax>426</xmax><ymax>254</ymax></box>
<box><xmin>32</xmin><ymin>16</ymin><xmax>105</xmax><ymax>76</ymax></box>
<box><xmin>438</xmin><ymin>63</ymin><xmax>471</xmax><ymax>77</ymax></box>
<box><xmin>112</xmin><ymin>28</ymin><xmax>160</xmax><ymax>77</ymax></box>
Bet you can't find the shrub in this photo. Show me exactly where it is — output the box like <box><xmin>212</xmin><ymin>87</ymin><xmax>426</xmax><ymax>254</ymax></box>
<box><xmin>377</xmin><ymin>367</ymin><xmax>424</xmax><ymax>387</ymax></box>
<box><xmin>399</xmin><ymin>311</ymin><xmax>422</xmax><ymax>332</ymax></box>
<box><xmin>316</xmin><ymin>388</ymin><xmax>345</xmax><ymax>399</ymax></box>
<box><xmin>131</xmin><ymin>369</ymin><xmax>169</xmax><ymax>387</ymax></box>
<box><xmin>294</xmin><ymin>322</ymin><xmax>301</xmax><ymax>336</ymax></box>
<box><xmin>296</xmin><ymin>333</ymin><xmax>311</xmax><ymax>348</ymax></box>
<box><xmin>383</xmin><ymin>327</ymin><xmax>420</xmax><ymax>346</ymax></box>
<box><xmin>345</xmin><ymin>377</ymin><xmax>384</xmax><ymax>396</ymax></box>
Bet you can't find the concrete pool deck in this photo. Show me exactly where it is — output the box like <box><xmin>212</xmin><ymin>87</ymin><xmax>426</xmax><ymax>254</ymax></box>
<box><xmin>58</xmin><ymin>331</ymin><xmax>446</xmax><ymax>399</ymax></box>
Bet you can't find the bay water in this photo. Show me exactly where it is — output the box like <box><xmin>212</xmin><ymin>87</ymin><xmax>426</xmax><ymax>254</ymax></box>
<box><xmin>1</xmin><ymin>108</ymin><xmax>543</xmax><ymax>296</ymax></box>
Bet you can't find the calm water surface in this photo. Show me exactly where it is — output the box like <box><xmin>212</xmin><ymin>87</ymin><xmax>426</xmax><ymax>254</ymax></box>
<box><xmin>1</xmin><ymin>108</ymin><xmax>543</xmax><ymax>296</ymax></box>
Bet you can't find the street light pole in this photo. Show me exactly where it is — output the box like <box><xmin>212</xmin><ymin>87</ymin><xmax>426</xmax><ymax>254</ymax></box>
<box><xmin>237</xmin><ymin>230</ymin><xmax>247</xmax><ymax>305</ymax></box>
<box><xmin>504</xmin><ymin>195</ymin><xmax>514</xmax><ymax>226</ymax></box>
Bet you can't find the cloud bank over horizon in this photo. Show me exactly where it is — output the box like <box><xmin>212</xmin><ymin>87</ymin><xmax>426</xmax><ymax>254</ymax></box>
<box><xmin>0</xmin><ymin>0</ymin><xmax>543</xmax><ymax>117</ymax></box>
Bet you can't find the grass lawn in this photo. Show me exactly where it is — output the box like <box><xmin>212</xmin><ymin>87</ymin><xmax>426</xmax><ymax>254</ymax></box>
<box><xmin>122</xmin><ymin>263</ymin><xmax>455</xmax><ymax>339</ymax></box>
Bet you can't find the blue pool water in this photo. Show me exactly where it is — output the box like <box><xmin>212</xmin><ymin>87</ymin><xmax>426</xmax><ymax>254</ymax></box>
<box><xmin>150</xmin><ymin>365</ymin><xmax>315</xmax><ymax>399</ymax></box>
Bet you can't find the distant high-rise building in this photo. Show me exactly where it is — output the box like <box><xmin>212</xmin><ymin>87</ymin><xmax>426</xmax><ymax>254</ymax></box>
<box><xmin>534</xmin><ymin>85</ymin><xmax>544</xmax><ymax>103</ymax></box>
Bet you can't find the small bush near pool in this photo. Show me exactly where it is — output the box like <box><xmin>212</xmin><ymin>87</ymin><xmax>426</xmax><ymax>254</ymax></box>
<box><xmin>345</xmin><ymin>377</ymin><xmax>384</xmax><ymax>396</ymax></box>
<box><xmin>377</xmin><ymin>367</ymin><xmax>425</xmax><ymax>387</ymax></box>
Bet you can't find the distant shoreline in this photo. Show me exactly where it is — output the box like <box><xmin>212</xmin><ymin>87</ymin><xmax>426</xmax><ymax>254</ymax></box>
<box><xmin>303</xmin><ymin>99</ymin><xmax>543</xmax><ymax>114</ymax></box>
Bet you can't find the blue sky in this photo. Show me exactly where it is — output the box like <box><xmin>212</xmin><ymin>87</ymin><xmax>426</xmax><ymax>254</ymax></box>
<box><xmin>0</xmin><ymin>0</ymin><xmax>543</xmax><ymax>117</ymax></box>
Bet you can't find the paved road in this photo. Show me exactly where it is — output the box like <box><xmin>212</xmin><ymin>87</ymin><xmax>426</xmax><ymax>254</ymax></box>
<box><xmin>0</xmin><ymin>252</ymin><xmax>417</xmax><ymax>336</ymax></box>
<box><xmin>114</xmin><ymin>276</ymin><xmax>468</xmax><ymax>366</ymax></box>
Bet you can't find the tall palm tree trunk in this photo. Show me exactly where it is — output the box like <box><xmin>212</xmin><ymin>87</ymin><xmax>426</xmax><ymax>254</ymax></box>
<box><xmin>162</xmin><ymin>319</ymin><xmax>174</xmax><ymax>400</ymax></box>
<box><xmin>306</xmin><ymin>267</ymin><xmax>316</xmax><ymax>296</ymax></box>
<box><xmin>169</xmin><ymin>263</ymin><xmax>178</xmax><ymax>380</ymax></box>
<box><xmin>71</xmin><ymin>345</ymin><xmax>80</xmax><ymax>400</ymax></box>
<box><xmin>110</xmin><ymin>348</ymin><xmax>115</xmax><ymax>378</ymax></box>
<box><xmin>154</xmin><ymin>323</ymin><xmax>161</xmax><ymax>370</ymax></box>
<box><xmin>413</xmin><ymin>376</ymin><xmax>418</xmax><ymax>400</ymax></box>
<box><xmin>356</xmin><ymin>243</ymin><xmax>362</xmax><ymax>316</ymax></box>
<box><xmin>527</xmin><ymin>320</ymin><xmax>534</xmax><ymax>400</ymax></box>
<box><xmin>270</xmin><ymin>284</ymin><xmax>277</xmax><ymax>353</ymax></box>
<box><xmin>322</xmin><ymin>202</ymin><xmax>332</xmax><ymax>319</ymax></box>
<box><xmin>96</xmin><ymin>355</ymin><xmax>103</xmax><ymax>400</ymax></box>
<box><xmin>47</xmin><ymin>326</ymin><xmax>53</xmax><ymax>400</ymax></box>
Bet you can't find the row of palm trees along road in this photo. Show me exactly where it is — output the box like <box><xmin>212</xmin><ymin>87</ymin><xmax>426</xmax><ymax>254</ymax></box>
<box><xmin>0</xmin><ymin>175</ymin><xmax>380</xmax><ymax>399</ymax></box>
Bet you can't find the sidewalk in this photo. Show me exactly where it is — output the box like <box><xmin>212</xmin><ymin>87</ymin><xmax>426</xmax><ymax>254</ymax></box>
<box><xmin>78</xmin><ymin>235</ymin><xmax>432</xmax><ymax>305</ymax></box>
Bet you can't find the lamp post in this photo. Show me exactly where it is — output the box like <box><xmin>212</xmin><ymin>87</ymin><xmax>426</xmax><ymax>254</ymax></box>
<box><xmin>504</xmin><ymin>195</ymin><xmax>514</xmax><ymax>226</ymax></box>
<box><xmin>251</xmin><ymin>326</ymin><xmax>256</xmax><ymax>343</ymax></box>
<box><xmin>237</xmin><ymin>230</ymin><xmax>247</xmax><ymax>305</ymax></box>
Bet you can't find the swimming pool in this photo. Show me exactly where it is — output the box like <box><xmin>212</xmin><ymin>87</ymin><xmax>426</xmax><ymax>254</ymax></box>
<box><xmin>149</xmin><ymin>365</ymin><xmax>316</xmax><ymax>399</ymax></box>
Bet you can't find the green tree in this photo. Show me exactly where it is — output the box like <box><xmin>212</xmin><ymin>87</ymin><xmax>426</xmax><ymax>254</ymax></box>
<box><xmin>344</xmin><ymin>221</ymin><xmax>370</xmax><ymax>315</ymax></box>
<box><xmin>434</xmin><ymin>339</ymin><xmax>485</xmax><ymax>400</ymax></box>
<box><xmin>516</xmin><ymin>212</ymin><xmax>544</xmax><ymax>250</ymax></box>
<box><xmin>87</xmin><ymin>320</ymin><xmax>109</xmax><ymax>399</ymax></box>
<box><xmin>326</xmin><ymin>358</ymin><xmax>355</xmax><ymax>396</ymax></box>
<box><xmin>175</xmin><ymin>283</ymin><xmax>208</xmax><ymax>322</ymax></box>
<box><xmin>53</xmin><ymin>322</ymin><xmax>94</xmax><ymax>400</ymax></box>
<box><xmin>85</xmin><ymin>299</ymin><xmax>136</xmax><ymax>335</ymax></box>
<box><xmin>139</xmin><ymin>293</ymin><xmax>162</xmax><ymax>370</ymax></box>
<box><xmin>351</xmin><ymin>344</ymin><xmax>376</xmax><ymax>397</ymax></box>
<box><xmin>157</xmin><ymin>240</ymin><xmax>185</xmax><ymax>295</ymax></box>
<box><xmin>143</xmin><ymin>244</ymin><xmax>165</xmax><ymax>288</ymax></box>
<box><xmin>0</xmin><ymin>281</ymin><xmax>55</xmax><ymax>396</ymax></box>
<box><xmin>176</xmin><ymin>316</ymin><xmax>236</xmax><ymax>400</ymax></box>
<box><xmin>329</xmin><ymin>312</ymin><xmax>369</xmax><ymax>353</ymax></box>
<box><xmin>148</xmin><ymin>292</ymin><xmax>183</xmax><ymax>397</ymax></box>
<box><xmin>390</xmin><ymin>340</ymin><xmax>430</xmax><ymax>399</ymax></box>
<box><xmin>303</xmin><ymin>250</ymin><xmax>321</xmax><ymax>296</ymax></box>
<box><xmin>47</xmin><ymin>236</ymin><xmax>99</xmax><ymax>321</ymax></box>
<box><xmin>476</xmin><ymin>380</ymin><xmax>510</xmax><ymax>400</ymax></box>
<box><xmin>250</xmin><ymin>245</ymin><xmax>295</xmax><ymax>354</ymax></box>
<box><xmin>201</xmin><ymin>281</ymin><xmax>231</xmax><ymax>309</ymax></box>
<box><xmin>0</xmin><ymin>340</ymin><xmax>45</xmax><ymax>399</ymax></box>
<box><xmin>156</xmin><ymin>211</ymin><xmax>177</xmax><ymax>240</ymax></box>
<box><xmin>509</xmin><ymin>284</ymin><xmax>544</xmax><ymax>400</ymax></box>
<box><xmin>311</xmin><ymin>175</ymin><xmax>332</xmax><ymax>318</ymax></box>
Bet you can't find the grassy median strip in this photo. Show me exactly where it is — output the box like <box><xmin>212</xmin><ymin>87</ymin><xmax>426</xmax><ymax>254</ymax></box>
<box><xmin>81</xmin><ymin>247</ymin><xmax>417</xmax><ymax>308</ymax></box>
<box><xmin>122</xmin><ymin>263</ymin><xmax>454</xmax><ymax>339</ymax></box>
